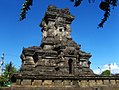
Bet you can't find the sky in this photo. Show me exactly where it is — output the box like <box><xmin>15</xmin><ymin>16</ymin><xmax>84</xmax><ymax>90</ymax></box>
<box><xmin>0</xmin><ymin>0</ymin><xmax>119</xmax><ymax>74</ymax></box>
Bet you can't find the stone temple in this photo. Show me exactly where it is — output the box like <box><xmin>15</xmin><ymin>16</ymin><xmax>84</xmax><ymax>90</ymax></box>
<box><xmin>14</xmin><ymin>5</ymin><xmax>94</xmax><ymax>87</ymax></box>
<box><xmin>13</xmin><ymin>5</ymin><xmax>119</xmax><ymax>90</ymax></box>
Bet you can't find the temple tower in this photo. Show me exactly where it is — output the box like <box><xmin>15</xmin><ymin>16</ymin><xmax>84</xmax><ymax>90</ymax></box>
<box><xmin>15</xmin><ymin>5</ymin><xmax>94</xmax><ymax>87</ymax></box>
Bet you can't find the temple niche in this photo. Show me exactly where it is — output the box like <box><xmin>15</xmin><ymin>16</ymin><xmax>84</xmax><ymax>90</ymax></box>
<box><xmin>15</xmin><ymin>5</ymin><xmax>94</xmax><ymax>87</ymax></box>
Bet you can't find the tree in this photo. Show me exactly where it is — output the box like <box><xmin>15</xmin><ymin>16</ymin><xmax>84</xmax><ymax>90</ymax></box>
<box><xmin>20</xmin><ymin>0</ymin><xmax>119</xmax><ymax>28</ymax></box>
<box><xmin>3</xmin><ymin>62</ymin><xmax>17</xmax><ymax>80</ymax></box>
<box><xmin>0</xmin><ymin>76</ymin><xmax>6</xmax><ymax>87</ymax></box>
<box><xmin>0</xmin><ymin>62</ymin><xmax>17</xmax><ymax>87</ymax></box>
<box><xmin>101</xmin><ymin>70</ymin><xmax>111</xmax><ymax>76</ymax></box>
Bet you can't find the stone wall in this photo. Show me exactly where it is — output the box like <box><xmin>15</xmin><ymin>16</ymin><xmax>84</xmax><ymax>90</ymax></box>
<box><xmin>14</xmin><ymin>78</ymin><xmax>119</xmax><ymax>88</ymax></box>
<box><xmin>10</xmin><ymin>86</ymin><xmax>119</xmax><ymax>90</ymax></box>
<box><xmin>11</xmin><ymin>79</ymin><xmax>119</xmax><ymax>90</ymax></box>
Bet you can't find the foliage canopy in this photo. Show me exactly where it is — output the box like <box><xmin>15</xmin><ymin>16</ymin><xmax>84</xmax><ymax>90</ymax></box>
<box><xmin>0</xmin><ymin>62</ymin><xmax>17</xmax><ymax>87</ymax></box>
<box><xmin>3</xmin><ymin>62</ymin><xmax>17</xmax><ymax>79</ymax></box>
<box><xmin>101</xmin><ymin>70</ymin><xmax>111</xmax><ymax>76</ymax></box>
<box><xmin>20</xmin><ymin>0</ymin><xmax>119</xmax><ymax>28</ymax></box>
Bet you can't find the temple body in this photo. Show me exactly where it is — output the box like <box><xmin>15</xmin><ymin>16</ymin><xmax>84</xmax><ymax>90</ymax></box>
<box><xmin>15</xmin><ymin>5</ymin><xmax>94</xmax><ymax>83</ymax></box>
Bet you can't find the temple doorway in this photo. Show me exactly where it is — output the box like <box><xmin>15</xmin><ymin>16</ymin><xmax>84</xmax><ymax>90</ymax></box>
<box><xmin>68</xmin><ymin>59</ymin><xmax>73</xmax><ymax>74</ymax></box>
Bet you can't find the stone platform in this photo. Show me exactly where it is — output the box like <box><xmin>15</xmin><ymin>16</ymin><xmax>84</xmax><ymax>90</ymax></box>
<box><xmin>10</xmin><ymin>86</ymin><xmax>119</xmax><ymax>90</ymax></box>
<box><xmin>12</xmin><ymin>76</ymin><xmax>119</xmax><ymax>90</ymax></box>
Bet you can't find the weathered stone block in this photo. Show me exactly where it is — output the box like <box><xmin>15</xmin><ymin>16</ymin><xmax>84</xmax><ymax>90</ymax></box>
<box><xmin>63</xmin><ymin>80</ymin><xmax>71</xmax><ymax>86</ymax></box>
<box><xmin>89</xmin><ymin>80</ymin><xmax>96</xmax><ymax>86</ymax></box>
<box><xmin>43</xmin><ymin>80</ymin><xmax>52</xmax><ymax>86</ymax></box>
<box><xmin>25</xmin><ymin>61</ymin><xmax>35</xmax><ymax>65</ymax></box>
<box><xmin>54</xmin><ymin>80</ymin><xmax>62</xmax><ymax>86</ymax></box>
<box><xmin>25</xmin><ymin>56</ymin><xmax>35</xmax><ymax>65</ymax></box>
<box><xmin>96</xmin><ymin>80</ymin><xmax>103</xmax><ymax>86</ymax></box>
<box><xmin>80</xmin><ymin>80</ymin><xmax>88</xmax><ymax>87</ymax></box>
<box><xmin>104</xmin><ymin>80</ymin><xmax>109</xmax><ymax>85</ymax></box>
<box><xmin>110</xmin><ymin>80</ymin><xmax>116</xmax><ymax>85</ymax></box>
<box><xmin>32</xmin><ymin>80</ymin><xmax>42</xmax><ymax>86</ymax></box>
<box><xmin>16</xmin><ymin>79</ymin><xmax>21</xmax><ymax>85</ymax></box>
<box><xmin>116</xmin><ymin>80</ymin><xmax>119</xmax><ymax>84</ymax></box>
<box><xmin>21</xmin><ymin>79</ymin><xmax>32</xmax><ymax>85</ymax></box>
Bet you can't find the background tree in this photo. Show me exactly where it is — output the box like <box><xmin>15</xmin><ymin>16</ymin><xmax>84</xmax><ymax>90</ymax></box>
<box><xmin>3</xmin><ymin>62</ymin><xmax>17</xmax><ymax>80</ymax></box>
<box><xmin>101</xmin><ymin>70</ymin><xmax>111</xmax><ymax>76</ymax></box>
<box><xmin>0</xmin><ymin>76</ymin><xmax>6</xmax><ymax>87</ymax></box>
<box><xmin>0</xmin><ymin>62</ymin><xmax>17</xmax><ymax>87</ymax></box>
<box><xmin>20</xmin><ymin>0</ymin><xmax>119</xmax><ymax>28</ymax></box>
